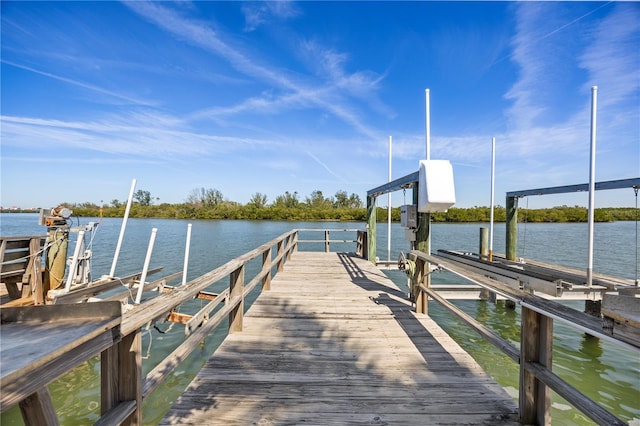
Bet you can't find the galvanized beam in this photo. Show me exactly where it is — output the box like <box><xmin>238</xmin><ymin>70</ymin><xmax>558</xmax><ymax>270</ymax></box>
<box><xmin>367</xmin><ymin>171</ymin><xmax>419</xmax><ymax>198</ymax></box>
<box><xmin>507</xmin><ymin>177</ymin><xmax>640</xmax><ymax>198</ymax></box>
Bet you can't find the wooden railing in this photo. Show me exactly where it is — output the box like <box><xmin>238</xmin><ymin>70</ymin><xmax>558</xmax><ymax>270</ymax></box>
<box><xmin>295</xmin><ymin>228</ymin><xmax>365</xmax><ymax>255</ymax></box>
<box><xmin>0</xmin><ymin>236</ymin><xmax>46</xmax><ymax>306</ymax></box>
<box><xmin>2</xmin><ymin>228</ymin><xmax>368</xmax><ymax>426</ymax></box>
<box><xmin>99</xmin><ymin>229</ymin><xmax>300</xmax><ymax>425</ymax></box>
<box><xmin>408</xmin><ymin>249</ymin><xmax>632</xmax><ymax>426</ymax></box>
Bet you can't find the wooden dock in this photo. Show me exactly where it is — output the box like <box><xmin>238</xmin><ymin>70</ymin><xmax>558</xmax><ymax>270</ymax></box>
<box><xmin>161</xmin><ymin>251</ymin><xmax>518</xmax><ymax>425</ymax></box>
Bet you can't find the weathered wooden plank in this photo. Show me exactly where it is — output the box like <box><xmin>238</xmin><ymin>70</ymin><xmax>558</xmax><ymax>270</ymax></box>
<box><xmin>602</xmin><ymin>292</ymin><xmax>640</xmax><ymax>327</ymax></box>
<box><xmin>162</xmin><ymin>252</ymin><xmax>517</xmax><ymax>424</ymax></box>
<box><xmin>163</xmin><ymin>411</ymin><xmax>519</xmax><ymax>425</ymax></box>
<box><xmin>94</xmin><ymin>400</ymin><xmax>136</xmax><ymax>426</ymax></box>
<box><xmin>0</xmin><ymin>237</ymin><xmax>45</xmax><ymax>251</ymax></box>
<box><xmin>0</xmin><ymin>302</ymin><xmax>121</xmax><ymax>411</ymax></box>
<box><xmin>18</xmin><ymin>388</ymin><xmax>59</xmax><ymax>426</ymax></box>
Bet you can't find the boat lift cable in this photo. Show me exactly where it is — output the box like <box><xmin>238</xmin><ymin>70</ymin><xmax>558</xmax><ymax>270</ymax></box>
<box><xmin>635</xmin><ymin>185</ymin><xmax>639</xmax><ymax>286</ymax></box>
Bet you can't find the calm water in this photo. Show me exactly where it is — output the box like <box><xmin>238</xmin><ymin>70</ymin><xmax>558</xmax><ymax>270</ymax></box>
<box><xmin>1</xmin><ymin>213</ymin><xmax>639</xmax><ymax>425</ymax></box>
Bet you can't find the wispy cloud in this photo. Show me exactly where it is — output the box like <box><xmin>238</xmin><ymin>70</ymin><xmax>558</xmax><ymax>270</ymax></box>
<box><xmin>306</xmin><ymin>151</ymin><xmax>347</xmax><ymax>182</ymax></box>
<box><xmin>241</xmin><ymin>1</ymin><xmax>299</xmax><ymax>32</ymax></box>
<box><xmin>125</xmin><ymin>1</ymin><xmax>385</xmax><ymax>141</ymax></box>
<box><xmin>503</xmin><ymin>3</ymin><xmax>638</xmax><ymax>161</ymax></box>
<box><xmin>578</xmin><ymin>3</ymin><xmax>640</xmax><ymax>106</ymax></box>
<box><xmin>1</xmin><ymin>114</ymin><xmax>283</xmax><ymax>157</ymax></box>
<box><xmin>1</xmin><ymin>60</ymin><xmax>157</xmax><ymax>106</ymax></box>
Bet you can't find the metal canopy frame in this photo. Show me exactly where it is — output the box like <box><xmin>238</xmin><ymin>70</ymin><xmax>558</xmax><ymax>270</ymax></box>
<box><xmin>506</xmin><ymin>177</ymin><xmax>640</xmax><ymax>198</ymax></box>
<box><xmin>367</xmin><ymin>171</ymin><xmax>419</xmax><ymax>198</ymax></box>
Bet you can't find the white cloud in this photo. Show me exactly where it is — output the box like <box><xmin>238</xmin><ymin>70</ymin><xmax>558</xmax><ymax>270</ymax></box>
<box><xmin>1</xmin><ymin>60</ymin><xmax>157</xmax><ymax>106</ymax></box>
<box><xmin>578</xmin><ymin>3</ymin><xmax>640</xmax><ymax>106</ymax></box>
<box><xmin>241</xmin><ymin>1</ymin><xmax>299</xmax><ymax>32</ymax></box>
<box><xmin>125</xmin><ymin>1</ymin><xmax>386</xmax><ymax>141</ymax></box>
<box><xmin>0</xmin><ymin>114</ymin><xmax>282</xmax><ymax>157</ymax></box>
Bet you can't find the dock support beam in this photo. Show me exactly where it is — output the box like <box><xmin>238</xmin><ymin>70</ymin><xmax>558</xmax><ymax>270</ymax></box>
<box><xmin>229</xmin><ymin>265</ymin><xmax>245</xmax><ymax>333</ymax></box>
<box><xmin>366</xmin><ymin>195</ymin><xmax>377</xmax><ymax>264</ymax></box>
<box><xmin>506</xmin><ymin>196</ymin><xmax>518</xmax><ymax>261</ymax></box>
<box><xmin>520</xmin><ymin>306</ymin><xmax>553</xmax><ymax>425</ymax></box>
<box><xmin>412</xmin><ymin>185</ymin><xmax>431</xmax><ymax>314</ymax></box>
<box><xmin>414</xmin><ymin>188</ymin><xmax>431</xmax><ymax>256</ymax></box>
<box><xmin>101</xmin><ymin>330</ymin><xmax>142</xmax><ymax>426</ymax></box>
<box><xmin>262</xmin><ymin>248</ymin><xmax>272</xmax><ymax>291</ymax></box>
<box><xmin>19</xmin><ymin>388</ymin><xmax>58</xmax><ymax>426</ymax></box>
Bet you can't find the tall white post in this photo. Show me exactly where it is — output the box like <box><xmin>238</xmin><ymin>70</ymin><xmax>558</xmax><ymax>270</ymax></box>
<box><xmin>489</xmin><ymin>137</ymin><xmax>496</xmax><ymax>262</ymax></box>
<box><xmin>135</xmin><ymin>227</ymin><xmax>157</xmax><ymax>304</ymax></box>
<box><xmin>110</xmin><ymin>178</ymin><xmax>136</xmax><ymax>277</ymax></box>
<box><xmin>587</xmin><ymin>86</ymin><xmax>597</xmax><ymax>287</ymax></box>
<box><xmin>425</xmin><ymin>88</ymin><xmax>431</xmax><ymax>256</ymax></box>
<box><xmin>425</xmin><ymin>89</ymin><xmax>431</xmax><ymax>161</ymax></box>
<box><xmin>387</xmin><ymin>136</ymin><xmax>392</xmax><ymax>264</ymax></box>
<box><xmin>182</xmin><ymin>223</ymin><xmax>192</xmax><ymax>286</ymax></box>
<box><xmin>65</xmin><ymin>230</ymin><xmax>86</xmax><ymax>291</ymax></box>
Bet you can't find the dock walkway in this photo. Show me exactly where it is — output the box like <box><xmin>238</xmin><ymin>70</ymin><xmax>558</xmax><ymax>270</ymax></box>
<box><xmin>161</xmin><ymin>252</ymin><xmax>518</xmax><ymax>425</ymax></box>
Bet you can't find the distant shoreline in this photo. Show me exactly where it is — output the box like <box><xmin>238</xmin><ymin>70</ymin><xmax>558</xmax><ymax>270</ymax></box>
<box><xmin>1</xmin><ymin>205</ymin><xmax>637</xmax><ymax>223</ymax></box>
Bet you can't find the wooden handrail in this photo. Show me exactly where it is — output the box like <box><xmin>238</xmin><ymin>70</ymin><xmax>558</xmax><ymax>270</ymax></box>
<box><xmin>103</xmin><ymin>229</ymin><xmax>301</xmax><ymax>425</ymax></box>
<box><xmin>408</xmin><ymin>248</ymin><xmax>632</xmax><ymax>426</ymax></box>
<box><xmin>4</xmin><ymin>228</ymin><xmax>369</xmax><ymax>426</ymax></box>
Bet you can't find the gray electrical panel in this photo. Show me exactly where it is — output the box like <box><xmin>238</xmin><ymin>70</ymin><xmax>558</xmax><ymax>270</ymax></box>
<box><xmin>400</xmin><ymin>205</ymin><xmax>417</xmax><ymax>228</ymax></box>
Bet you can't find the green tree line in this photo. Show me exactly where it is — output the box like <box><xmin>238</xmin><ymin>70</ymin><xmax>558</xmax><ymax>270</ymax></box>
<box><xmin>4</xmin><ymin>187</ymin><xmax>637</xmax><ymax>223</ymax></box>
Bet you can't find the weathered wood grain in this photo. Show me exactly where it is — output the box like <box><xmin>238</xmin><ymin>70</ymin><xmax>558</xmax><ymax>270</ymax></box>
<box><xmin>161</xmin><ymin>252</ymin><xmax>518</xmax><ymax>425</ymax></box>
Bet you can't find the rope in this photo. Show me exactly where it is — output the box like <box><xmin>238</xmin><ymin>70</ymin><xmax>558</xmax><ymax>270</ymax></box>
<box><xmin>142</xmin><ymin>322</ymin><xmax>153</xmax><ymax>360</ymax></box>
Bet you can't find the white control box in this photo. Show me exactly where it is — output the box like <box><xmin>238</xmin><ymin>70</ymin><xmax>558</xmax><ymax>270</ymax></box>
<box><xmin>418</xmin><ymin>159</ymin><xmax>456</xmax><ymax>213</ymax></box>
<box><xmin>400</xmin><ymin>204</ymin><xmax>417</xmax><ymax>228</ymax></box>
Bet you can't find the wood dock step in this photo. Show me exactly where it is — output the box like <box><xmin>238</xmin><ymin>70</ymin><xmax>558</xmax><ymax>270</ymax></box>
<box><xmin>161</xmin><ymin>252</ymin><xmax>518</xmax><ymax>425</ymax></box>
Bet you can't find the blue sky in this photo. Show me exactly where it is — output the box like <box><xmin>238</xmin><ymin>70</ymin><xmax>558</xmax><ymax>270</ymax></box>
<box><xmin>1</xmin><ymin>1</ymin><xmax>639</xmax><ymax>210</ymax></box>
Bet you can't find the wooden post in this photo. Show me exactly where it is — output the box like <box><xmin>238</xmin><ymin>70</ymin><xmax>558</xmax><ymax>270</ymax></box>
<box><xmin>325</xmin><ymin>230</ymin><xmax>330</xmax><ymax>253</ymax></box>
<box><xmin>520</xmin><ymin>306</ymin><xmax>553</xmax><ymax>425</ymax></box>
<box><xmin>414</xmin><ymin>187</ymin><xmax>430</xmax><ymax>255</ymax></box>
<box><xmin>276</xmin><ymin>241</ymin><xmax>284</xmax><ymax>272</ymax></box>
<box><xmin>262</xmin><ymin>248</ymin><xmax>272</xmax><ymax>291</ymax></box>
<box><xmin>414</xmin><ymin>182</ymin><xmax>431</xmax><ymax>303</ymax></box>
<box><xmin>415</xmin><ymin>257</ymin><xmax>428</xmax><ymax>315</ymax></box>
<box><xmin>366</xmin><ymin>195</ymin><xmax>377</xmax><ymax>263</ymax></box>
<box><xmin>19</xmin><ymin>388</ymin><xmax>59</xmax><ymax>426</ymax></box>
<box><xmin>45</xmin><ymin>228</ymin><xmax>69</xmax><ymax>292</ymax></box>
<box><xmin>286</xmin><ymin>233</ymin><xmax>295</xmax><ymax>261</ymax></box>
<box><xmin>101</xmin><ymin>330</ymin><xmax>142</xmax><ymax>426</ymax></box>
<box><xmin>229</xmin><ymin>265</ymin><xmax>245</xmax><ymax>333</ymax></box>
<box><xmin>506</xmin><ymin>196</ymin><xmax>518</xmax><ymax>261</ymax></box>
<box><xmin>25</xmin><ymin>237</ymin><xmax>44</xmax><ymax>304</ymax></box>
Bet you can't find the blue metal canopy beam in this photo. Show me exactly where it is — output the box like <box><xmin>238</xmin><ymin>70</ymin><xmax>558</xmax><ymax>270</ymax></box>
<box><xmin>506</xmin><ymin>177</ymin><xmax>640</xmax><ymax>198</ymax></box>
<box><xmin>367</xmin><ymin>171</ymin><xmax>419</xmax><ymax>198</ymax></box>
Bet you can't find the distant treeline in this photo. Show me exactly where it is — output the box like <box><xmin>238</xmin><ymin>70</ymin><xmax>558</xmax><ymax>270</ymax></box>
<box><xmin>3</xmin><ymin>187</ymin><xmax>637</xmax><ymax>222</ymax></box>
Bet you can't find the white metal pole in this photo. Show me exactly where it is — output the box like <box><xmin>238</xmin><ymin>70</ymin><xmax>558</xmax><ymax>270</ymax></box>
<box><xmin>489</xmin><ymin>137</ymin><xmax>496</xmax><ymax>262</ymax></box>
<box><xmin>587</xmin><ymin>86</ymin><xmax>597</xmax><ymax>287</ymax></box>
<box><xmin>425</xmin><ymin>89</ymin><xmax>431</xmax><ymax>161</ymax></box>
<box><xmin>387</xmin><ymin>136</ymin><xmax>392</xmax><ymax>264</ymax></box>
<box><xmin>135</xmin><ymin>227</ymin><xmax>157</xmax><ymax>304</ymax></box>
<box><xmin>64</xmin><ymin>230</ymin><xmax>85</xmax><ymax>291</ymax></box>
<box><xmin>182</xmin><ymin>223</ymin><xmax>192</xmax><ymax>285</ymax></box>
<box><xmin>110</xmin><ymin>178</ymin><xmax>136</xmax><ymax>277</ymax></box>
<box><xmin>425</xmin><ymin>88</ymin><xmax>431</xmax><ymax>256</ymax></box>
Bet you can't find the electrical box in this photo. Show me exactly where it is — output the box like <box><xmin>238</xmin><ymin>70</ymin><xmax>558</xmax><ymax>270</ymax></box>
<box><xmin>404</xmin><ymin>228</ymin><xmax>416</xmax><ymax>242</ymax></box>
<box><xmin>418</xmin><ymin>159</ymin><xmax>456</xmax><ymax>213</ymax></box>
<box><xmin>400</xmin><ymin>204</ymin><xmax>417</xmax><ymax>228</ymax></box>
